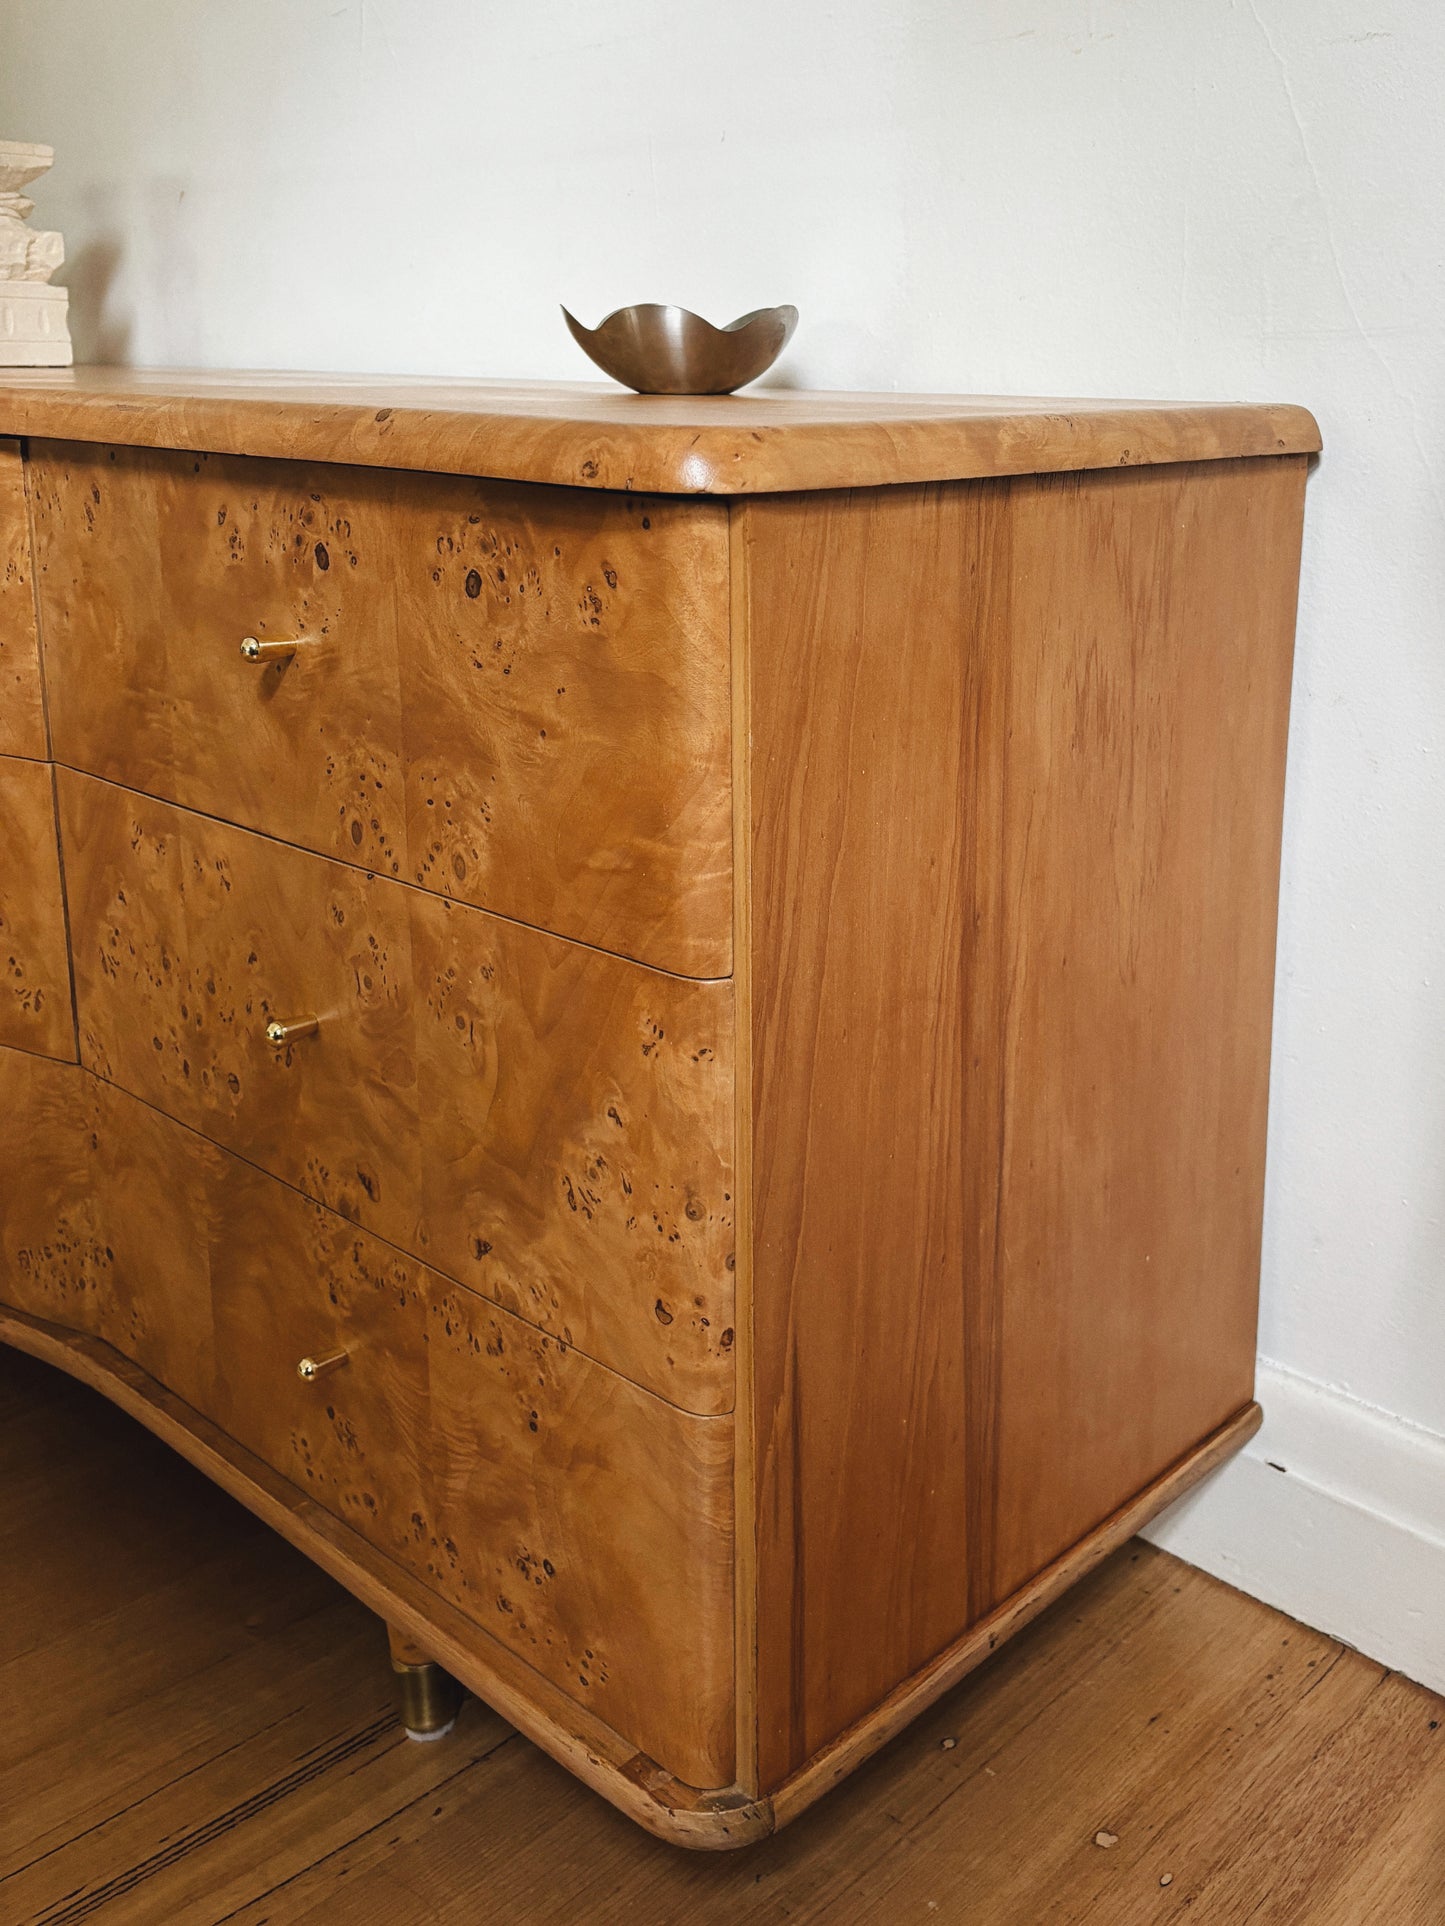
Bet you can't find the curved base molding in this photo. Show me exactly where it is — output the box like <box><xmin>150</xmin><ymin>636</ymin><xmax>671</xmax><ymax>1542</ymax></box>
<box><xmin>0</xmin><ymin>1306</ymin><xmax>766</xmax><ymax>1851</ymax></box>
<box><xmin>0</xmin><ymin>1303</ymin><xmax>1259</xmax><ymax>1849</ymax></box>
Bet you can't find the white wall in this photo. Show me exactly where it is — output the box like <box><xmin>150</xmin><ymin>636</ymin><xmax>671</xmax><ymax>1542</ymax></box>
<box><xmin>3</xmin><ymin>1</ymin><xmax>1441</xmax><ymax>1683</ymax></box>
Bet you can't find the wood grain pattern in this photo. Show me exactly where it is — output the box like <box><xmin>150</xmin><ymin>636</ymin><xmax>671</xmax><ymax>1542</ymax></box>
<box><xmin>966</xmin><ymin>459</ymin><xmax>1306</xmax><ymax>1609</ymax></box>
<box><xmin>0</xmin><ymin>1047</ymin><xmax>96</xmax><ymax>1330</ymax></box>
<box><xmin>727</xmin><ymin>509</ymin><xmax>761</xmax><ymax>1798</ymax></box>
<box><xmin>740</xmin><ymin>457</ymin><xmax>1307</xmax><ymax>1791</ymax></box>
<box><xmin>0</xmin><ymin>436</ymin><xmax>46</xmax><ymax>758</ymax></box>
<box><xmin>58</xmin><ymin>770</ymin><xmax>735</xmax><ymax>1411</ymax></box>
<box><xmin>206</xmin><ymin>1154</ymin><xmax>736</xmax><ymax>1791</ymax></box>
<box><xmin>59</xmin><ymin>767</ymin><xmax>421</xmax><ymax>1244</ymax></box>
<box><xmin>742</xmin><ymin>483</ymin><xmax>975</xmax><ymax>1792</ymax></box>
<box><xmin>391</xmin><ymin>468</ymin><xmax>731</xmax><ymax>976</ymax></box>
<box><xmin>409</xmin><ymin>891</ymin><xmax>735</xmax><ymax>1409</ymax></box>
<box><xmin>29</xmin><ymin>442</ymin><xmax>732</xmax><ymax>975</ymax></box>
<box><xmin>0</xmin><ymin>1058</ymin><xmax>737</xmax><ymax>1793</ymax></box>
<box><xmin>0</xmin><ymin>367</ymin><xmax>1320</xmax><ymax>495</ymax></box>
<box><xmin>0</xmin><ymin>754</ymin><xmax>75</xmax><ymax>1060</ymax></box>
<box><xmin>30</xmin><ymin>442</ymin><xmax>409</xmax><ymax>875</ymax></box>
<box><xmin>0</xmin><ymin>1048</ymin><xmax>214</xmax><ymax>1408</ymax></box>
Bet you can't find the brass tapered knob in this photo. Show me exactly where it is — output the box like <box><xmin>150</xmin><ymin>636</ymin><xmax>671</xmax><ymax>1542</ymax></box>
<box><xmin>265</xmin><ymin>1015</ymin><xmax>319</xmax><ymax>1046</ymax></box>
<box><xmin>240</xmin><ymin>635</ymin><xmax>300</xmax><ymax>663</ymax></box>
<box><xmin>297</xmin><ymin>1350</ymin><xmax>348</xmax><ymax>1383</ymax></box>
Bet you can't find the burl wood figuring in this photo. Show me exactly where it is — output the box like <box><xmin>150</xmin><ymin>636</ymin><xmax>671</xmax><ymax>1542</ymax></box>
<box><xmin>0</xmin><ymin>370</ymin><xmax>1318</xmax><ymax>1846</ymax></box>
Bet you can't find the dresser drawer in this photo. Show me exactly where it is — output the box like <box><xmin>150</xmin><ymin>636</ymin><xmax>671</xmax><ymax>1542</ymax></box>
<box><xmin>29</xmin><ymin>442</ymin><xmax>732</xmax><ymax>976</ymax></box>
<box><xmin>206</xmin><ymin>1150</ymin><xmax>735</xmax><ymax>1790</ymax></box>
<box><xmin>31</xmin><ymin>443</ymin><xmax>406</xmax><ymax>872</ymax></box>
<box><xmin>0</xmin><ymin>438</ymin><xmax>47</xmax><ymax>759</ymax></box>
<box><xmin>0</xmin><ymin>1056</ymin><xmax>735</xmax><ymax>1790</ymax></box>
<box><xmin>0</xmin><ymin>756</ymin><xmax>76</xmax><ymax>1061</ymax></box>
<box><xmin>0</xmin><ymin>1052</ymin><xmax>216</xmax><ymax>1410</ymax></box>
<box><xmin>59</xmin><ymin>769</ymin><xmax>735</xmax><ymax>1411</ymax></box>
<box><xmin>60</xmin><ymin>766</ymin><xmax>420</xmax><ymax>1241</ymax></box>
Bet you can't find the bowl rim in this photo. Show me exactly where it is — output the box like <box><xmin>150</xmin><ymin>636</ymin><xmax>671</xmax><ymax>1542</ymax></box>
<box><xmin>562</xmin><ymin>302</ymin><xmax>798</xmax><ymax>341</ymax></box>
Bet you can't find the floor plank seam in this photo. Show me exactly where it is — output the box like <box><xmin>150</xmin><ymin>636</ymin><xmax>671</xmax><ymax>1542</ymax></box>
<box><xmin>1</xmin><ymin>1706</ymin><xmax>304</xmax><ymax>1881</ymax></box>
<box><xmin>1297</xmin><ymin>1644</ymin><xmax>1351</xmax><ymax>1702</ymax></box>
<box><xmin>206</xmin><ymin>1727</ymin><xmax>523</xmax><ymax>1926</ymax></box>
<box><xmin>16</xmin><ymin>1715</ymin><xmax>399</xmax><ymax>1926</ymax></box>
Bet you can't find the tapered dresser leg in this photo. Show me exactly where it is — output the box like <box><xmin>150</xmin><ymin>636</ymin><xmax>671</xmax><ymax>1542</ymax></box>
<box><xmin>387</xmin><ymin>1623</ymin><xmax>464</xmax><ymax>1741</ymax></box>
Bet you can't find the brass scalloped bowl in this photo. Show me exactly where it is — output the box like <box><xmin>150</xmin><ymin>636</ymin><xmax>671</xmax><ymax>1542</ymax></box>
<box><xmin>561</xmin><ymin>302</ymin><xmax>798</xmax><ymax>396</ymax></box>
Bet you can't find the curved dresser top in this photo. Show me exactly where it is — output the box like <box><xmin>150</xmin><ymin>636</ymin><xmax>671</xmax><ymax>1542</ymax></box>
<box><xmin>0</xmin><ymin>367</ymin><xmax>1321</xmax><ymax>495</ymax></box>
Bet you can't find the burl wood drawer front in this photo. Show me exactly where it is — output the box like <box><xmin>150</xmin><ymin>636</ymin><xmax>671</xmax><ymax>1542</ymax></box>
<box><xmin>206</xmin><ymin>1154</ymin><xmax>735</xmax><ymax>1791</ymax></box>
<box><xmin>0</xmin><ymin>1050</ymin><xmax>215</xmax><ymax>1410</ymax></box>
<box><xmin>0</xmin><ymin>756</ymin><xmax>76</xmax><ymax>1061</ymax></box>
<box><xmin>28</xmin><ymin>442</ymin><xmax>732</xmax><ymax>977</ymax></box>
<box><xmin>58</xmin><ymin>769</ymin><xmax>735</xmax><ymax>1413</ymax></box>
<box><xmin>0</xmin><ymin>439</ymin><xmax>47</xmax><ymax>760</ymax></box>
<box><xmin>0</xmin><ymin>1055</ymin><xmax>736</xmax><ymax>1790</ymax></box>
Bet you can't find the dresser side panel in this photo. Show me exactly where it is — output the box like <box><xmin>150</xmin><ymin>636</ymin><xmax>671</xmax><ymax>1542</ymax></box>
<box><xmin>975</xmin><ymin>457</ymin><xmax>1306</xmax><ymax>1608</ymax></box>
<box><xmin>743</xmin><ymin>459</ymin><xmax>1306</xmax><ymax>1790</ymax></box>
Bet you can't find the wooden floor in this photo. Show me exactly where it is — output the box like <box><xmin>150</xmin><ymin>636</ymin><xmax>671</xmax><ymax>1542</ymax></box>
<box><xmin>1</xmin><ymin>1348</ymin><xmax>1440</xmax><ymax>1926</ymax></box>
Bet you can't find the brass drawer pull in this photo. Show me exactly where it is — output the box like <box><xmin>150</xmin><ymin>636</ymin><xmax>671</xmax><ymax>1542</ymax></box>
<box><xmin>239</xmin><ymin>635</ymin><xmax>303</xmax><ymax>664</ymax></box>
<box><xmin>297</xmin><ymin>1350</ymin><xmax>348</xmax><ymax>1383</ymax></box>
<box><xmin>265</xmin><ymin>1014</ymin><xmax>319</xmax><ymax>1046</ymax></box>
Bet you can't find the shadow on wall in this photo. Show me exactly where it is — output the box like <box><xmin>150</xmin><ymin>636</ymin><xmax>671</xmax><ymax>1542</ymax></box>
<box><xmin>753</xmin><ymin>322</ymin><xmax>901</xmax><ymax>393</ymax></box>
<box><xmin>65</xmin><ymin>237</ymin><xmax>129</xmax><ymax>364</ymax></box>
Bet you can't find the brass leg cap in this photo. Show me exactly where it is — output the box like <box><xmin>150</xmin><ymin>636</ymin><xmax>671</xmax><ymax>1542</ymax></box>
<box><xmin>392</xmin><ymin>1658</ymin><xmax>463</xmax><ymax>1741</ymax></box>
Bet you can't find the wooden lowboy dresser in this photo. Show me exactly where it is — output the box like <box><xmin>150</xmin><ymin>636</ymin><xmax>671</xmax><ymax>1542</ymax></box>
<box><xmin>0</xmin><ymin>371</ymin><xmax>1317</xmax><ymax>1846</ymax></box>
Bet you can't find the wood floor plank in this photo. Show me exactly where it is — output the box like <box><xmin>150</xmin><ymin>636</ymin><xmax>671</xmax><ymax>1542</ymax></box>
<box><xmin>7</xmin><ymin>1720</ymin><xmax>502</xmax><ymax>1926</ymax></box>
<box><xmin>4</xmin><ymin>1601</ymin><xmax>385</xmax><ymax>1877</ymax></box>
<box><xmin>0</xmin><ymin>1369</ymin><xmax>258</xmax><ymax>1662</ymax></box>
<box><xmin>818</xmin><ymin>1631</ymin><xmax>1376</xmax><ymax>1923</ymax></box>
<box><xmin>1306</xmin><ymin>1713</ymin><xmax>1445</xmax><ymax>1926</ymax></box>
<box><xmin>2</xmin><ymin>1345</ymin><xmax>1441</xmax><ymax>1925</ymax></box>
<box><xmin>2</xmin><ymin>1540</ymin><xmax>337</xmax><ymax>1767</ymax></box>
<box><xmin>1124</xmin><ymin>1666</ymin><xmax>1444</xmax><ymax>1924</ymax></box>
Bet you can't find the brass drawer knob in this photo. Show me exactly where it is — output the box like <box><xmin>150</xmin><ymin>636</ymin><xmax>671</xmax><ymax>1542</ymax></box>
<box><xmin>297</xmin><ymin>1350</ymin><xmax>348</xmax><ymax>1383</ymax></box>
<box><xmin>265</xmin><ymin>1014</ymin><xmax>319</xmax><ymax>1046</ymax></box>
<box><xmin>239</xmin><ymin>635</ymin><xmax>302</xmax><ymax>664</ymax></box>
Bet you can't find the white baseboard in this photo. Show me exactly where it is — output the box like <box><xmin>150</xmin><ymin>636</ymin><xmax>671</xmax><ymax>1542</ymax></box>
<box><xmin>1141</xmin><ymin>1361</ymin><xmax>1445</xmax><ymax>1695</ymax></box>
